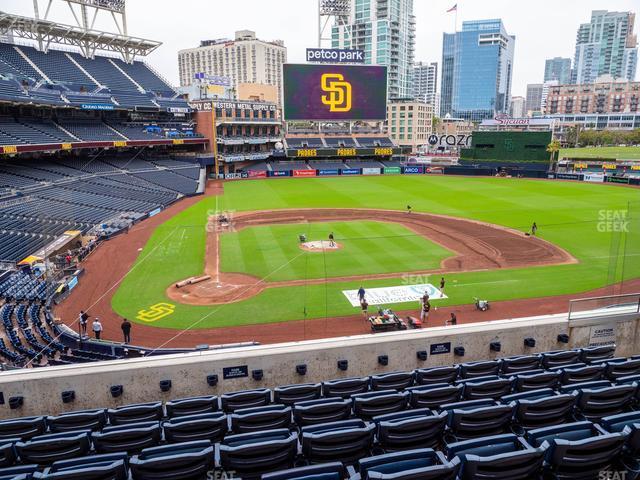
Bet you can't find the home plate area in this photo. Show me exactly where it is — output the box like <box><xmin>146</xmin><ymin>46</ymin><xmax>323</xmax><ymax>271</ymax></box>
<box><xmin>299</xmin><ymin>240</ymin><xmax>343</xmax><ymax>252</ymax></box>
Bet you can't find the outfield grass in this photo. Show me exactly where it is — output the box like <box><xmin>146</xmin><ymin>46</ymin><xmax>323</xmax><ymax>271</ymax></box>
<box><xmin>560</xmin><ymin>146</ymin><xmax>640</xmax><ymax>160</ymax></box>
<box><xmin>220</xmin><ymin>221</ymin><xmax>452</xmax><ymax>281</ymax></box>
<box><xmin>111</xmin><ymin>176</ymin><xmax>640</xmax><ymax>329</ymax></box>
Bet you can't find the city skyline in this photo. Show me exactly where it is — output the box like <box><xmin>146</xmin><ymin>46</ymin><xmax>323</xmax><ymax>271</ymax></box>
<box><xmin>2</xmin><ymin>0</ymin><xmax>639</xmax><ymax>98</ymax></box>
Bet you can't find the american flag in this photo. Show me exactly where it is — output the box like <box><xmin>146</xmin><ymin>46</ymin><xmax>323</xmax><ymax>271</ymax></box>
<box><xmin>446</xmin><ymin>4</ymin><xmax>457</xmax><ymax>12</ymax></box>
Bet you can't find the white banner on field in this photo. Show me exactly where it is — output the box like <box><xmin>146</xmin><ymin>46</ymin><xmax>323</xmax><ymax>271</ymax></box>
<box><xmin>584</xmin><ymin>173</ymin><xmax>605</xmax><ymax>183</ymax></box>
<box><xmin>343</xmin><ymin>283</ymin><xmax>447</xmax><ymax>307</ymax></box>
<box><xmin>362</xmin><ymin>167</ymin><xmax>381</xmax><ymax>175</ymax></box>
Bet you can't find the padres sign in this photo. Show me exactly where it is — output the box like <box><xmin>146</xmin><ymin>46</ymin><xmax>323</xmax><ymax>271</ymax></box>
<box><xmin>137</xmin><ymin>303</ymin><xmax>175</xmax><ymax>323</ymax></box>
<box><xmin>321</xmin><ymin>73</ymin><xmax>352</xmax><ymax>112</ymax></box>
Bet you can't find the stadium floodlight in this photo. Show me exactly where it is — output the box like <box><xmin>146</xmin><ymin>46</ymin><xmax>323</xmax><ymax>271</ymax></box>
<box><xmin>65</xmin><ymin>0</ymin><xmax>126</xmax><ymax>14</ymax></box>
<box><xmin>318</xmin><ymin>0</ymin><xmax>351</xmax><ymax>48</ymax></box>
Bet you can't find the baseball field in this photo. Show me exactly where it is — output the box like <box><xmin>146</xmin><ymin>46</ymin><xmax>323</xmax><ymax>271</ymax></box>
<box><xmin>106</xmin><ymin>175</ymin><xmax>639</xmax><ymax>333</ymax></box>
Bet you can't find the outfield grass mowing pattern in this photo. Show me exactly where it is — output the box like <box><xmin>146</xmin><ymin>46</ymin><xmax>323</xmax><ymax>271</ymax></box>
<box><xmin>111</xmin><ymin>176</ymin><xmax>640</xmax><ymax>329</ymax></box>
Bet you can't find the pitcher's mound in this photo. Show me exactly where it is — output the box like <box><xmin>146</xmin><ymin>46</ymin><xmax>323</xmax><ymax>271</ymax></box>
<box><xmin>300</xmin><ymin>240</ymin><xmax>343</xmax><ymax>252</ymax></box>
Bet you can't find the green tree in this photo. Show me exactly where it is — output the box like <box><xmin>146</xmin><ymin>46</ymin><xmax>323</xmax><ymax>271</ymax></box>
<box><xmin>547</xmin><ymin>139</ymin><xmax>561</xmax><ymax>167</ymax></box>
<box><xmin>432</xmin><ymin>116</ymin><xmax>441</xmax><ymax>132</ymax></box>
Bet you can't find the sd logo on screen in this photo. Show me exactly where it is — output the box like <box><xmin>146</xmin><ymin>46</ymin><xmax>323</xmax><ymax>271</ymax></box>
<box><xmin>321</xmin><ymin>73</ymin><xmax>352</xmax><ymax>112</ymax></box>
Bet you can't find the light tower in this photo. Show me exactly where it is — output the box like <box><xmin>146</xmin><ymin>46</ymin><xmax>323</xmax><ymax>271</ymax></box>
<box><xmin>318</xmin><ymin>0</ymin><xmax>350</xmax><ymax>48</ymax></box>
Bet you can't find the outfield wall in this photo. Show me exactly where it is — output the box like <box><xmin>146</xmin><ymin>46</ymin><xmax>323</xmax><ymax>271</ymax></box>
<box><xmin>0</xmin><ymin>311</ymin><xmax>638</xmax><ymax>419</ymax></box>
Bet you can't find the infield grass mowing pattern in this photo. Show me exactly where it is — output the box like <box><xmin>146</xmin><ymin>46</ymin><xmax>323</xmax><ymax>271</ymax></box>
<box><xmin>111</xmin><ymin>176</ymin><xmax>640</xmax><ymax>329</ymax></box>
<box><xmin>560</xmin><ymin>146</ymin><xmax>640</xmax><ymax>160</ymax></box>
<box><xmin>220</xmin><ymin>221</ymin><xmax>453</xmax><ymax>281</ymax></box>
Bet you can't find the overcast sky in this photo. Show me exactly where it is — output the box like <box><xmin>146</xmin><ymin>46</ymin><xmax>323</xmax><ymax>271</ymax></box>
<box><xmin>3</xmin><ymin>0</ymin><xmax>639</xmax><ymax>97</ymax></box>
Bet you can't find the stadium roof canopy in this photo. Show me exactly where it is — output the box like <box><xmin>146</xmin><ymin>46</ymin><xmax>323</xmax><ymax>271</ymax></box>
<box><xmin>0</xmin><ymin>11</ymin><xmax>161</xmax><ymax>60</ymax></box>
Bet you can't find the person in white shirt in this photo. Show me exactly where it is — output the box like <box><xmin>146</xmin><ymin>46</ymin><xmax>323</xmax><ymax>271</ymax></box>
<box><xmin>92</xmin><ymin>318</ymin><xmax>103</xmax><ymax>340</ymax></box>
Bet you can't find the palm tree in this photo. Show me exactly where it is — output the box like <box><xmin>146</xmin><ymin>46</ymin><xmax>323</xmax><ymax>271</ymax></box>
<box><xmin>546</xmin><ymin>139</ymin><xmax>561</xmax><ymax>170</ymax></box>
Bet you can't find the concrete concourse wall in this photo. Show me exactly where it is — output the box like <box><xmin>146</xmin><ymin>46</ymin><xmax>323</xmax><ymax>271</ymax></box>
<box><xmin>0</xmin><ymin>312</ymin><xmax>638</xmax><ymax>419</ymax></box>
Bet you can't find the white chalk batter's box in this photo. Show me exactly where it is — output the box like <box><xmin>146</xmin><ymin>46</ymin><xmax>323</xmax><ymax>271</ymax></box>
<box><xmin>343</xmin><ymin>284</ymin><xmax>447</xmax><ymax>307</ymax></box>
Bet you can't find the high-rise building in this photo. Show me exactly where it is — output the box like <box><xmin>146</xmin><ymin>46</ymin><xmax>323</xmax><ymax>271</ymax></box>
<box><xmin>544</xmin><ymin>57</ymin><xmax>572</xmax><ymax>84</ymax></box>
<box><xmin>178</xmin><ymin>30</ymin><xmax>287</xmax><ymax>105</ymax></box>
<box><xmin>413</xmin><ymin>61</ymin><xmax>439</xmax><ymax>113</ymax></box>
<box><xmin>572</xmin><ymin>11</ymin><xmax>638</xmax><ymax>84</ymax></box>
<box><xmin>544</xmin><ymin>78</ymin><xmax>640</xmax><ymax>115</ymax></box>
<box><xmin>386</xmin><ymin>99</ymin><xmax>433</xmax><ymax>152</ymax></box>
<box><xmin>525</xmin><ymin>84</ymin><xmax>543</xmax><ymax>115</ymax></box>
<box><xmin>440</xmin><ymin>19</ymin><xmax>515</xmax><ymax>122</ymax></box>
<box><xmin>332</xmin><ymin>0</ymin><xmax>416</xmax><ymax>99</ymax></box>
<box><xmin>510</xmin><ymin>96</ymin><xmax>526</xmax><ymax>118</ymax></box>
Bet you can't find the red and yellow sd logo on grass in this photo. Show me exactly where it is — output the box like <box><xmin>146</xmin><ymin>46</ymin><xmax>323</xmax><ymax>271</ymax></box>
<box><xmin>136</xmin><ymin>303</ymin><xmax>175</xmax><ymax>323</ymax></box>
<box><xmin>321</xmin><ymin>73</ymin><xmax>352</xmax><ymax>112</ymax></box>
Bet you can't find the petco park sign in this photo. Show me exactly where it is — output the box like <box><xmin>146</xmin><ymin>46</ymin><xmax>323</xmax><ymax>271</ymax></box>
<box><xmin>306</xmin><ymin>48</ymin><xmax>365</xmax><ymax>64</ymax></box>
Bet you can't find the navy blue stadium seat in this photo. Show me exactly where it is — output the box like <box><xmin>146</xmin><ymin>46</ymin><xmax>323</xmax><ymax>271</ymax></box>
<box><xmin>370</xmin><ymin>372</ymin><xmax>414</xmax><ymax>391</ymax></box>
<box><xmin>129</xmin><ymin>440</ymin><xmax>214</xmax><ymax>480</ymax></box>
<box><xmin>301</xmin><ymin>419</ymin><xmax>375</xmax><ymax>464</ymax></box>
<box><xmin>573</xmin><ymin>384</ymin><xmax>636</xmax><ymax>420</ymax></box>
<box><xmin>262</xmin><ymin>462</ymin><xmax>345</xmax><ymax>480</ymax></box>
<box><xmin>500</xmin><ymin>355</ymin><xmax>541</xmax><ymax>374</ymax></box>
<box><xmin>406</xmin><ymin>383</ymin><xmax>463</xmax><ymax>409</ymax></box>
<box><xmin>441</xmin><ymin>399</ymin><xmax>514</xmax><ymax>440</ymax></box>
<box><xmin>221</xmin><ymin>388</ymin><xmax>271</xmax><ymax>413</ymax></box>
<box><xmin>415</xmin><ymin>366</ymin><xmax>458</xmax><ymax>385</ymax></box>
<box><xmin>374</xmin><ymin>409</ymin><xmax>447</xmax><ymax>450</ymax></box>
<box><xmin>92</xmin><ymin>421</ymin><xmax>161</xmax><ymax>454</ymax></box>
<box><xmin>165</xmin><ymin>395</ymin><xmax>218</xmax><ymax>418</ymax></box>
<box><xmin>0</xmin><ymin>417</ymin><xmax>46</xmax><ymax>441</ymax></box>
<box><xmin>558</xmin><ymin>363</ymin><xmax>604</xmax><ymax>385</ymax></box>
<box><xmin>230</xmin><ymin>405</ymin><xmax>292</xmax><ymax>434</ymax></box>
<box><xmin>219</xmin><ymin>428</ymin><xmax>298</xmax><ymax>478</ymax></box>
<box><xmin>322</xmin><ymin>377</ymin><xmax>370</xmax><ymax>398</ymax></box>
<box><xmin>513</xmin><ymin>369</ymin><xmax>561</xmax><ymax>392</ymax></box>
<box><xmin>162</xmin><ymin>412</ymin><xmax>227</xmax><ymax>443</ymax></box>
<box><xmin>504</xmin><ymin>388</ymin><xmax>576</xmax><ymax>430</ymax></box>
<box><xmin>604</xmin><ymin>358</ymin><xmax>640</xmax><ymax>381</ymax></box>
<box><xmin>274</xmin><ymin>384</ymin><xmax>322</xmax><ymax>405</ymax></box>
<box><xmin>541</xmin><ymin>350</ymin><xmax>582</xmax><ymax>369</ymax></box>
<box><xmin>0</xmin><ymin>465</ymin><xmax>39</xmax><ymax>480</ymax></box>
<box><xmin>32</xmin><ymin>453</ymin><xmax>128</xmax><ymax>479</ymax></box>
<box><xmin>356</xmin><ymin>449</ymin><xmax>459</xmax><ymax>480</ymax></box>
<box><xmin>15</xmin><ymin>430</ymin><xmax>91</xmax><ymax>465</ymax></box>
<box><xmin>107</xmin><ymin>402</ymin><xmax>163</xmax><ymax>425</ymax></box>
<box><xmin>446</xmin><ymin>433</ymin><xmax>546</xmax><ymax>480</ymax></box>
<box><xmin>0</xmin><ymin>441</ymin><xmax>17</xmax><ymax>468</ymax></box>
<box><xmin>352</xmin><ymin>390</ymin><xmax>409</xmax><ymax>419</ymax></box>
<box><xmin>46</xmin><ymin>409</ymin><xmax>106</xmax><ymax>433</ymax></box>
<box><xmin>527</xmin><ymin>421</ymin><xmax>627</xmax><ymax>479</ymax></box>
<box><xmin>580</xmin><ymin>345</ymin><xmax>616</xmax><ymax>363</ymax></box>
<box><xmin>460</xmin><ymin>376</ymin><xmax>514</xmax><ymax>400</ymax></box>
<box><xmin>293</xmin><ymin>398</ymin><xmax>352</xmax><ymax>426</ymax></box>
<box><xmin>459</xmin><ymin>360</ymin><xmax>501</xmax><ymax>379</ymax></box>
<box><xmin>558</xmin><ymin>379</ymin><xmax>611</xmax><ymax>394</ymax></box>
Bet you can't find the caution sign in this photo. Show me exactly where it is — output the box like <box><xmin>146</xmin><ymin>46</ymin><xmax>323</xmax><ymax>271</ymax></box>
<box><xmin>588</xmin><ymin>324</ymin><xmax>616</xmax><ymax>347</ymax></box>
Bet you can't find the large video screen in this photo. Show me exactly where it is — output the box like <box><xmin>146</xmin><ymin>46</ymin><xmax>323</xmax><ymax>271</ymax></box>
<box><xmin>283</xmin><ymin>64</ymin><xmax>387</xmax><ymax>121</ymax></box>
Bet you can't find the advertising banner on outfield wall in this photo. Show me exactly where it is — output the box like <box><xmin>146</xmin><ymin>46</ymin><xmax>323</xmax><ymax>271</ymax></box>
<box><xmin>293</xmin><ymin>169</ymin><xmax>317</xmax><ymax>177</ymax></box>
<box><xmin>318</xmin><ymin>169</ymin><xmax>340</xmax><ymax>176</ymax></box>
<box><xmin>556</xmin><ymin>173</ymin><xmax>583</xmax><ymax>181</ymax></box>
<box><xmin>248</xmin><ymin>170</ymin><xmax>267</xmax><ymax>178</ymax></box>
<box><xmin>584</xmin><ymin>174</ymin><xmax>605</xmax><ymax>183</ymax></box>
<box><xmin>269</xmin><ymin>170</ymin><xmax>290</xmax><ymax>177</ymax></box>
<box><xmin>362</xmin><ymin>167</ymin><xmax>381</xmax><ymax>175</ymax></box>
<box><xmin>341</xmin><ymin>168</ymin><xmax>360</xmax><ymax>175</ymax></box>
<box><xmin>606</xmin><ymin>176</ymin><xmax>630</xmax><ymax>184</ymax></box>
<box><xmin>383</xmin><ymin>167</ymin><xmax>401</xmax><ymax>174</ymax></box>
<box><xmin>403</xmin><ymin>166</ymin><xmax>424</xmax><ymax>174</ymax></box>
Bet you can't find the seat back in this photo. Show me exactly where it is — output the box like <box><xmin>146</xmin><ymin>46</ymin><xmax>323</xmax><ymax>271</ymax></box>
<box><xmin>16</xmin><ymin>430</ymin><xmax>91</xmax><ymax>465</ymax></box>
<box><xmin>559</xmin><ymin>364</ymin><xmax>604</xmax><ymax>385</ymax></box>
<box><xmin>459</xmin><ymin>361</ymin><xmax>500</xmax><ymax>379</ymax></box>
<box><xmin>221</xmin><ymin>388</ymin><xmax>271</xmax><ymax>413</ymax></box>
<box><xmin>231</xmin><ymin>405</ymin><xmax>291</xmax><ymax>434</ymax></box>
<box><xmin>165</xmin><ymin>396</ymin><xmax>218</xmax><ymax>418</ymax></box>
<box><xmin>107</xmin><ymin>402</ymin><xmax>163</xmax><ymax>425</ymax></box>
<box><xmin>513</xmin><ymin>370</ymin><xmax>560</xmax><ymax>392</ymax></box>
<box><xmin>352</xmin><ymin>391</ymin><xmax>409</xmax><ymax>419</ymax></box>
<box><xmin>358</xmin><ymin>449</ymin><xmax>459</xmax><ymax>480</ymax></box>
<box><xmin>604</xmin><ymin>359</ymin><xmax>640</xmax><ymax>380</ymax></box>
<box><xmin>301</xmin><ymin>419</ymin><xmax>375</xmax><ymax>464</ymax></box>
<box><xmin>0</xmin><ymin>417</ymin><xmax>46</xmax><ymax>441</ymax></box>
<box><xmin>500</xmin><ymin>355</ymin><xmax>541</xmax><ymax>374</ymax></box>
<box><xmin>575</xmin><ymin>385</ymin><xmax>636</xmax><ymax>420</ymax></box>
<box><xmin>414</xmin><ymin>367</ymin><xmax>458</xmax><ymax>385</ymax></box>
<box><xmin>219</xmin><ymin>428</ymin><xmax>298</xmax><ymax>477</ymax></box>
<box><xmin>130</xmin><ymin>441</ymin><xmax>214</xmax><ymax>480</ymax></box>
<box><xmin>511</xmin><ymin>393</ymin><xmax>576</xmax><ymax>429</ymax></box>
<box><xmin>407</xmin><ymin>384</ymin><xmax>462</xmax><ymax>409</ymax></box>
<box><xmin>34</xmin><ymin>453</ymin><xmax>128</xmax><ymax>480</ymax></box>
<box><xmin>293</xmin><ymin>398</ymin><xmax>351</xmax><ymax>426</ymax></box>
<box><xmin>579</xmin><ymin>345</ymin><xmax>615</xmax><ymax>363</ymax></box>
<box><xmin>370</xmin><ymin>372</ymin><xmax>414</xmax><ymax>391</ymax></box>
<box><xmin>461</xmin><ymin>377</ymin><xmax>514</xmax><ymax>400</ymax></box>
<box><xmin>541</xmin><ymin>350</ymin><xmax>581</xmax><ymax>369</ymax></box>
<box><xmin>262</xmin><ymin>462</ymin><xmax>345</xmax><ymax>480</ymax></box>
<box><xmin>274</xmin><ymin>384</ymin><xmax>321</xmax><ymax>405</ymax></box>
<box><xmin>445</xmin><ymin>403</ymin><xmax>514</xmax><ymax>440</ymax></box>
<box><xmin>163</xmin><ymin>412</ymin><xmax>227</xmax><ymax>444</ymax></box>
<box><xmin>375</xmin><ymin>410</ymin><xmax>447</xmax><ymax>450</ymax></box>
<box><xmin>92</xmin><ymin>422</ymin><xmax>161</xmax><ymax>454</ymax></box>
<box><xmin>46</xmin><ymin>409</ymin><xmax>106</xmax><ymax>433</ymax></box>
<box><xmin>322</xmin><ymin>377</ymin><xmax>369</xmax><ymax>398</ymax></box>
